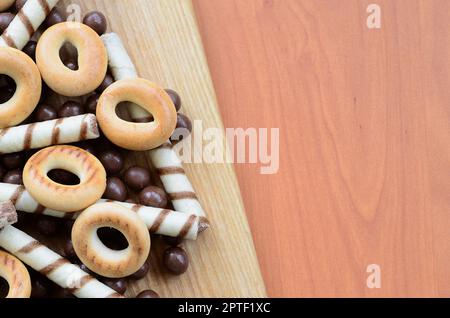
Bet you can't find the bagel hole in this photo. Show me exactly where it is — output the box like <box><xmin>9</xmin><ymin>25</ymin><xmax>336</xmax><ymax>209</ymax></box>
<box><xmin>0</xmin><ymin>75</ymin><xmax>17</xmax><ymax>104</ymax></box>
<box><xmin>97</xmin><ymin>227</ymin><xmax>129</xmax><ymax>251</ymax></box>
<box><xmin>47</xmin><ymin>169</ymin><xmax>80</xmax><ymax>185</ymax></box>
<box><xmin>59</xmin><ymin>42</ymin><xmax>79</xmax><ymax>71</ymax></box>
<box><xmin>116</xmin><ymin>102</ymin><xmax>154</xmax><ymax>123</ymax></box>
<box><xmin>0</xmin><ymin>277</ymin><xmax>9</xmax><ymax>298</ymax></box>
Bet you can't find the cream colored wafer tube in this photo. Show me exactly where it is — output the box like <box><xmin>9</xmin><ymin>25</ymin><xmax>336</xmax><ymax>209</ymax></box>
<box><xmin>101</xmin><ymin>33</ymin><xmax>206</xmax><ymax>216</ymax></box>
<box><xmin>0</xmin><ymin>114</ymin><xmax>99</xmax><ymax>154</ymax></box>
<box><xmin>0</xmin><ymin>225</ymin><xmax>124</xmax><ymax>298</ymax></box>
<box><xmin>0</xmin><ymin>0</ymin><xmax>60</xmax><ymax>49</ymax></box>
<box><xmin>0</xmin><ymin>183</ymin><xmax>209</xmax><ymax>240</ymax></box>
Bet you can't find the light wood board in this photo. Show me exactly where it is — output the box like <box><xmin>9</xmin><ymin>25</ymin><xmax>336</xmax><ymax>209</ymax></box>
<box><xmin>57</xmin><ymin>0</ymin><xmax>266</xmax><ymax>298</ymax></box>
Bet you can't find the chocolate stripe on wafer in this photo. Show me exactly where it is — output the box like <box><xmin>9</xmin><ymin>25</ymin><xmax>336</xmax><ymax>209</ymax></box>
<box><xmin>169</xmin><ymin>192</ymin><xmax>198</xmax><ymax>201</ymax></box>
<box><xmin>18</xmin><ymin>11</ymin><xmax>35</xmax><ymax>37</ymax></box>
<box><xmin>157</xmin><ymin>166</ymin><xmax>185</xmax><ymax>175</ymax></box>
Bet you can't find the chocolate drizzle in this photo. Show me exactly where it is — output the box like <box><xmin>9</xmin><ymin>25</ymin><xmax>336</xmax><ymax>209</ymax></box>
<box><xmin>23</xmin><ymin>123</ymin><xmax>36</xmax><ymax>150</ymax></box>
<box><xmin>149</xmin><ymin>209</ymin><xmax>170</xmax><ymax>233</ymax></box>
<box><xmin>37</xmin><ymin>0</ymin><xmax>51</xmax><ymax>15</ymax></box>
<box><xmin>39</xmin><ymin>258</ymin><xmax>70</xmax><ymax>276</ymax></box>
<box><xmin>1</xmin><ymin>33</ymin><xmax>16</xmax><ymax>48</ymax></box>
<box><xmin>169</xmin><ymin>191</ymin><xmax>198</xmax><ymax>201</ymax></box>
<box><xmin>157</xmin><ymin>166</ymin><xmax>185</xmax><ymax>176</ymax></box>
<box><xmin>177</xmin><ymin>214</ymin><xmax>196</xmax><ymax>238</ymax></box>
<box><xmin>16</xmin><ymin>240</ymin><xmax>42</xmax><ymax>254</ymax></box>
<box><xmin>18</xmin><ymin>11</ymin><xmax>35</xmax><ymax>37</ymax></box>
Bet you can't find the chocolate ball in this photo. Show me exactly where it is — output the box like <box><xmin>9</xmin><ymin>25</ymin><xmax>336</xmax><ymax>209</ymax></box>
<box><xmin>163</xmin><ymin>235</ymin><xmax>184</xmax><ymax>247</ymax></box>
<box><xmin>0</xmin><ymin>13</ymin><xmax>14</xmax><ymax>33</ymax></box>
<box><xmin>36</xmin><ymin>217</ymin><xmax>58</xmax><ymax>236</ymax></box>
<box><xmin>136</xmin><ymin>290</ymin><xmax>160</xmax><ymax>298</ymax></box>
<box><xmin>79</xmin><ymin>263</ymin><xmax>96</xmax><ymax>277</ymax></box>
<box><xmin>47</xmin><ymin>169</ymin><xmax>79</xmax><ymax>185</ymax></box>
<box><xmin>63</xmin><ymin>219</ymin><xmax>74</xmax><ymax>234</ymax></box>
<box><xmin>170</xmin><ymin>113</ymin><xmax>192</xmax><ymax>143</ymax></box>
<box><xmin>83</xmin><ymin>11</ymin><xmax>107</xmax><ymax>35</ymax></box>
<box><xmin>96</xmin><ymin>73</ymin><xmax>114</xmax><ymax>93</ymax></box>
<box><xmin>22</xmin><ymin>41</ymin><xmax>37</xmax><ymax>60</ymax></box>
<box><xmin>0</xmin><ymin>165</ymin><xmax>5</xmax><ymax>181</ymax></box>
<box><xmin>3</xmin><ymin>169</ymin><xmax>22</xmax><ymax>184</ymax></box>
<box><xmin>104</xmin><ymin>177</ymin><xmax>127</xmax><ymax>201</ymax></box>
<box><xmin>139</xmin><ymin>186</ymin><xmax>168</xmax><ymax>208</ymax></box>
<box><xmin>123</xmin><ymin>166</ymin><xmax>151</xmax><ymax>191</ymax></box>
<box><xmin>34</xmin><ymin>104</ymin><xmax>57</xmax><ymax>122</ymax></box>
<box><xmin>58</xmin><ymin>101</ymin><xmax>84</xmax><ymax>118</ymax></box>
<box><xmin>64</xmin><ymin>59</ymin><xmax>78</xmax><ymax>71</ymax></box>
<box><xmin>163</xmin><ymin>247</ymin><xmax>189</xmax><ymax>275</ymax></box>
<box><xmin>98</xmin><ymin>149</ymin><xmax>124</xmax><ymax>175</ymax></box>
<box><xmin>1</xmin><ymin>152</ymin><xmax>24</xmax><ymax>170</ymax></box>
<box><xmin>128</xmin><ymin>261</ymin><xmax>150</xmax><ymax>280</ymax></box>
<box><xmin>15</xmin><ymin>0</ymin><xmax>27</xmax><ymax>11</ymax></box>
<box><xmin>64</xmin><ymin>239</ymin><xmax>78</xmax><ymax>261</ymax></box>
<box><xmin>45</xmin><ymin>7</ymin><xmax>65</xmax><ymax>28</ymax></box>
<box><xmin>165</xmin><ymin>89</ymin><xmax>182</xmax><ymax>112</ymax></box>
<box><xmin>84</xmin><ymin>93</ymin><xmax>100</xmax><ymax>114</ymax></box>
<box><xmin>76</xmin><ymin>141</ymin><xmax>96</xmax><ymax>155</ymax></box>
<box><xmin>102</xmin><ymin>278</ymin><xmax>127</xmax><ymax>294</ymax></box>
<box><xmin>31</xmin><ymin>276</ymin><xmax>50</xmax><ymax>298</ymax></box>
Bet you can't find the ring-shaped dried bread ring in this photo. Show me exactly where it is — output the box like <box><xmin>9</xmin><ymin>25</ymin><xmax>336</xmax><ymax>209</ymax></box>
<box><xmin>0</xmin><ymin>47</ymin><xmax>41</xmax><ymax>128</ymax></box>
<box><xmin>0</xmin><ymin>250</ymin><xmax>31</xmax><ymax>298</ymax></box>
<box><xmin>22</xmin><ymin>145</ymin><xmax>106</xmax><ymax>212</ymax></box>
<box><xmin>96</xmin><ymin>78</ymin><xmax>177</xmax><ymax>151</ymax></box>
<box><xmin>0</xmin><ymin>0</ymin><xmax>15</xmax><ymax>11</ymax></box>
<box><xmin>71</xmin><ymin>202</ymin><xmax>151</xmax><ymax>278</ymax></box>
<box><xmin>36</xmin><ymin>21</ymin><xmax>107</xmax><ymax>97</ymax></box>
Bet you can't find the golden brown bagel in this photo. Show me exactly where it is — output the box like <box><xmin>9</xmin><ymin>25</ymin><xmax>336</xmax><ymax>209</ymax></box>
<box><xmin>0</xmin><ymin>0</ymin><xmax>14</xmax><ymax>11</ymax></box>
<box><xmin>0</xmin><ymin>251</ymin><xmax>31</xmax><ymax>298</ymax></box>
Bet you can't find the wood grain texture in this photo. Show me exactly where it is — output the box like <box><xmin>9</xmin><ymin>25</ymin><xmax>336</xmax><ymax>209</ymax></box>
<box><xmin>194</xmin><ymin>0</ymin><xmax>450</xmax><ymax>297</ymax></box>
<box><xmin>52</xmin><ymin>0</ymin><xmax>266</xmax><ymax>298</ymax></box>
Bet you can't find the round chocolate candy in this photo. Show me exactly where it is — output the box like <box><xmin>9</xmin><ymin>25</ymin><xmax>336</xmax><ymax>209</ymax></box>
<box><xmin>58</xmin><ymin>101</ymin><xmax>84</xmax><ymax>118</ymax></box>
<box><xmin>103</xmin><ymin>177</ymin><xmax>128</xmax><ymax>201</ymax></box>
<box><xmin>98</xmin><ymin>149</ymin><xmax>124</xmax><ymax>175</ymax></box>
<box><xmin>45</xmin><ymin>7</ymin><xmax>66</xmax><ymax>28</ymax></box>
<box><xmin>0</xmin><ymin>165</ymin><xmax>5</xmax><ymax>181</ymax></box>
<box><xmin>31</xmin><ymin>276</ymin><xmax>51</xmax><ymax>298</ymax></box>
<box><xmin>22</xmin><ymin>41</ymin><xmax>37</xmax><ymax>60</ymax></box>
<box><xmin>163</xmin><ymin>246</ymin><xmax>189</xmax><ymax>275</ymax></box>
<box><xmin>1</xmin><ymin>152</ymin><xmax>24</xmax><ymax>170</ymax></box>
<box><xmin>84</xmin><ymin>93</ymin><xmax>100</xmax><ymax>113</ymax></box>
<box><xmin>165</xmin><ymin>89</ymin><xmax>182</xmax><ymax>112</ymax></box>
<box><xmin>139</xmin><ymin>186</ymin><xmax>168</xmax><ymax>208</ymax></box>
<box><xmin>123</xmin><ymin>166</ymin><xmax>151</xmax><ymax>191</ymax></box>
<box><xmin>64</xmin><ymin>239</ymin><xmax>78</xmax><ymax>261</ymax></box>
<box><xmin>64</xmin><ymin>59</ymin><xmax>78</xmax><ymax>71</ymax></box>
<box><xmin>0</xmin><ymin>12</ymin><xmax>14</xmax><ymax>33</ymax></box>
<box><xmin>170</xmin><ymin>113</ymin><xmax>192</xmax><ymax>143</ymax></box>
<box><xmin>34</xmin><ymin>104</ymin><xmax>57</xmax><ymax>122</ymax></box>
<box><xmin>128</xmin><ymin>261</ymin><xmax>150</xmax><ymax>280</ymax></box>
<box><xmin>3</xmin><ymin>170</ymin><xmax>22</xmax><ymax>184</ymax></box>
<box><xmin>136</xmin><ymin>290</ymin><xmax>160</xmax><ymax>298</ymax></box>
<box><xmin>83</xmin><ymin>11</ymin><xmax>107</xmax><ymax>35</ymax></box>
<box><xmin>163</xmin><ymin>235</ymin><xmax>184</xmax><ymax>247</ymax></box>
<box><xmin>79</xmin><ymin>263</ymin><xmax>96</xmax><ymax>277</ymax></box>
<box><xmin>15</xmin><ymin>0</ymin><xmax>27</xmax><ymax>11</ymax></box>
<box><xmin>36</xmin><ymin>217</ymin><xmax>58</xmax><ymax>236</ymax></box>
<box><xmin>102</xmin><ymin>278</ymin><xmax>127</xmax><ymax>294</ymax></box>
<box><xmin>96</xmin><ymin>73</ymin><xmax>114</xmax><ymax>93</ymax></box>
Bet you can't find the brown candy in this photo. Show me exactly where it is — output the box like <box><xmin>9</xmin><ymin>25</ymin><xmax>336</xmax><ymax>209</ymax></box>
<box><xmin>98</xmin><ymin>149</ymin><xmax>124</xmax><ymax>175</ymax></box>
<box><xmin>84</xmin><ymin>93</ymin><xmax>100</xmax><ymax>113</ymax></box>
<box><xmin>163</xmin><ymin>235</ymin><xmax>184</xmax><ymax>247</ymax></box>
<box><xmin>64</xmin><ymin>239</ymin><xmax>78</xmax><ymax>261</ymax></box>
<box><xmin>102</xmin><ymin>278</ymin><xmax>127</xmax><ymax>294</ymax></box>
<box><xmin>15</xmin><ymin>0</ymin><xmax>27</xmax><ymax>11</ymax></box>
<box><xmin>170</xmin><ymin>113</ymin><xmax>192</xmax><ymax>143</ymax></box>
<box><xmin>128</xmin><ymin>261</ymin><xmax>150</xmax><ymax>280</ymax></box>
<box><xmin>64</xmin><ymin>59</ymin><xmax>78</xmax><ymax>71</ymax></box>
<box><xmin>165</xmin><ymin>89</ymin><xmax>182</xmax><ymax>112</ymax></box>
<box><xmin>123</xmin><ymin>166</ymin><xmax>151</xmax><ymax>191</ymax></box>
<box><xmin>45</xmin><ymin>7</ymin><xmax>65</xmax><ymax>28</ymax></box>
<box><xmin>104</xmin><ymin>177</ymin><xmax>127</xmax><ymax>201</ymax></box>
<box><xmin>163</xmin><ymin>247</ymin><xmax>189</xmax><ymax>275</ymax></box>
<box><xmin>3</xmin><ymin>169</ymin><xmax>22</xmax><ymax>184</ymax></box>
<box><xmin>33</xmin><ymin>104</ymin><xmax>57</xmax><ymax>122</ymax></box>
<box><xmin>31</xmin><ymin>276</ymin><xmax>51</xmax><ymax>298</ymax></box>
<box><xmin>139</xmin><ymin>186</ymin><xmax>168</xmax><ymax>208</ymax></box>
<box><xmin>96</xmin><ymin>73</ymin><xmax>114</xmax><ymax>93</ymax></box>
<box><xmin>83</xmin><ymin>11</ymin><xmax>107</xmax><ymax>35</ymax></box>
<box><xmin>136</xmin><ymin>290</ymin><xmax>160</xmax><ymax>298</ymax></box>
<box><xmin>36</xmin><ymin>217</ymin><xmax>58</xmax><ymax>236</ymax></box>
<box><xmin>2</xmin><ymin>152</ymin><xmax>24</xmax><ymax>169</ymax></box>
<box><xmin>0</xmin><ymin>12</ymin><xmax>14</xmax><ymax>33</ymax></box>
<box><xmin>58</xmin><ymin>101</ymin><xmax>84</xmax><ymax>118</ymax></box>
<box><xmin>22</xmin><ymin>41</ymin><xmax>37</xmax><ymax>60</ymax></box>
<box><xmin>0</xmin><ymin>165</ymin><xmax>5</xmax><ymax>181</ymax></box>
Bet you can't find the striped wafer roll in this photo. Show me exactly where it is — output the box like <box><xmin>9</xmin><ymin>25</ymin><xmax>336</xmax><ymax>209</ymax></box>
<box><xmin>0</xmin><ymin>114</ymin><xmax>99</xmax><ymax>154</ymax></box>
<box><xmin>101</xmin><ymin>33</ymin><xmax>206</xmax><ymax>216</ymax></box>
<box><xmin>0</xmin><ymin>183</ymin><xmax>209</xmax><ymax>240</ymax></box>
<box><xmin>0</xmin><ymin>225</ymin><xmax>124</xmax><ymax>298</ymax></box>
<box><xmin>0</xmin><ymin>0</ymin><xmax>60</xmax><ymax>50</ymax></box>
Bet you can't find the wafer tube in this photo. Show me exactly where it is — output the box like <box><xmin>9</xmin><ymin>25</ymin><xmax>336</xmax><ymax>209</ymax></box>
<box><xmin>0</xmin><ymin>200</ymin><xmax>17</xmax><ymax>229</ymax></box>
<box><xmin>0</xmin><ymin>183</ymin><xmax>209</xmax><ymax>240</ymax></box>
<box><xmin>101</xmin><ymin>33</ymin><xmax>206</xmax><ymax>216</ymax></box>
<box><xmin>0</xmin><ymin>225</ymin><xmax>124</xmax><ymax>298</ymax></box>
<box><xmin>0</xmin><ymin>114</ymin><xmax>99</xmax><ymax>154</ymax></box>
<box><xmin>0</xmin><ymin>0</ymin><xmax>60</xmax><ymax>49</ymax></box>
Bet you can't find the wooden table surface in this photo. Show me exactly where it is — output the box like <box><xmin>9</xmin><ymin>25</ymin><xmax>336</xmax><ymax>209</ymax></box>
<box><xmin>194</xmin><ymin>0</ymin><xmax>450</xmax><ymax>297</ymax></box>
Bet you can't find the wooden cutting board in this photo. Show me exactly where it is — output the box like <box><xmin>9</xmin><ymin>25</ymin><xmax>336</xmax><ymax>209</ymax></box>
<box><xmin>54</xmin><ymin>0</ymin><xmax>266</xmax><ymax>297</ymax></box>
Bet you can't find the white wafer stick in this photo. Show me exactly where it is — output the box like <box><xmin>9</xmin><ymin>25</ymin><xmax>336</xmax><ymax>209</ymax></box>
<box><xmin>101</xmin><ymin>33</ymin><xmax>206</xmax><ymax>216</ymax></box>
<box><xmin>0</xmin><ymin>114</ymin><xmax>99</xmax><ymax>154</ymax></box>
<box><xmin>0</xmin><ymin>0</ymin><xmax>60</xmax><ymax>49</ymax></box>
<box><xmin>0</xmin><ymin>225</ymin><xmax>124</xmax><ymax>298</ymax></box>
<box><xmin>0</xmin><ymin>183</ymin><xmax>209</xmax><ymax>240</ymax></box>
